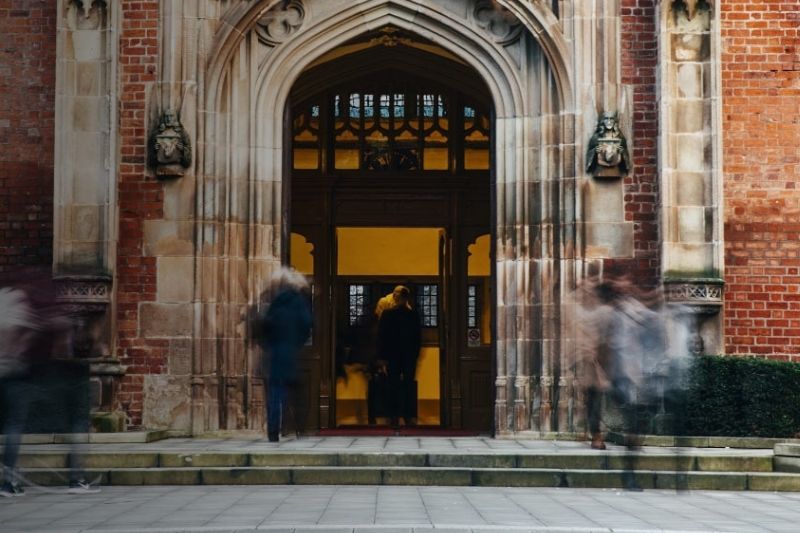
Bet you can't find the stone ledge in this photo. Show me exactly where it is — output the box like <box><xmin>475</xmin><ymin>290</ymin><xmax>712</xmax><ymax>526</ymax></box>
<box><xmin>17</xmin><ymin>467</ymin><xmax>800</xmax><ymax>491</ymax></box>
<box><xmin>2</xmin><ymin>430</ymin><xmax>170</xmax><ymax>445</ymax></box>
<box><xmin>607</xmin><ymin>432</ymin><xmax>799</xmax><ymax>449</ymax></box>
<box><xmin>9</xmin><ymin>450</ymin><xmax>776</xmax><ymax>472</ymax></box>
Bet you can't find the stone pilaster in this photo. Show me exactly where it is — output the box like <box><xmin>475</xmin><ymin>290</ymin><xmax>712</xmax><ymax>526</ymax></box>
<box><xmin>659</xmin><ymin>0</ymin><xmax>724</xmax><ymax>353</ymax></box>
<box><xmin>54</xmin><ymin>0</ymin><xmax>122</xmax><ymax>426</ymax></box>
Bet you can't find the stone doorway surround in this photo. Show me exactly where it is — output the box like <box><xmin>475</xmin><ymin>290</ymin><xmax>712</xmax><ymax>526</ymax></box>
<box><xmin>194</xmin><ymin>0</ymin><xmax>577</xmax><ymax>436</ymax></box>
<box><xmin>50</xmin><ymin>0</ymin><xmax>725</xmax><ymax>436</ymax></box>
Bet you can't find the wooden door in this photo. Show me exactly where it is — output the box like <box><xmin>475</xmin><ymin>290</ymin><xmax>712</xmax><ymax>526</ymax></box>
<box><xmin>455</xmin><ymin>229</ymin><xmax>494</xmax><ymax>431</ymax></box>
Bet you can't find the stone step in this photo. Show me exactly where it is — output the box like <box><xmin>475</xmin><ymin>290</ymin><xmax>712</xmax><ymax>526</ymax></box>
<box><xmin>17</xmin><ymin>466</ymin><xmax>800</xmax><ymax>491</ymax></box>
<box><xmin>15</xmin><ymin>451</ymin><xmax>774</xmax><ymax>472</ymax></box>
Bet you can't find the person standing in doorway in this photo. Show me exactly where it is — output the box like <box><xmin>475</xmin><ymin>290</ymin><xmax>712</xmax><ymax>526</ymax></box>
<box><xmin>377</xmin><ymin>286</ymin><xmax>421</xmax><ymax>428</ymax></box>
<box><xmin>257</xmin><ymin>268</ymin><xmax>312</xmax><ymax>442</ymax></box>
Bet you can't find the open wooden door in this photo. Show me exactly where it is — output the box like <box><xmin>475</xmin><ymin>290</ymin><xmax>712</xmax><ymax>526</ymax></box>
<box><xmin>457</xmin><ymin>231</ymin><xmax>493</xmax><ymax>430</ymax></box>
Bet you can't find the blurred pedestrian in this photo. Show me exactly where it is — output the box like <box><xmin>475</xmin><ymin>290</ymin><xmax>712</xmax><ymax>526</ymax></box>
<box><xmin>574</xmin><ymin>280</ymin><xmax>617</xmax><ymax>450</ymax></box>
<box><xmin>256</xmin><ymin>267</ymin><xmax>312</xmax><ymax>442</ymax></box>
<box><xmin>0</xmin><ymin>273</ymin><xmax>38</xmax><ymax>497</ymax></box>
<box><xmin>0</xmin><ymin>268</ymin><xmax>98</xmax><ymax>496</ymax></box>
<box><xmin>377</xmin><ymin>286</ymin><xmax>421</xmax><ymax>428</ymax></box>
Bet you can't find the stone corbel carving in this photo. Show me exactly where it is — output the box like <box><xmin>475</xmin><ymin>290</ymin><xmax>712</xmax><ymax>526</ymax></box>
<box><xmin>664</xmin><ymin>279</ymin><xmax>723</xmax><ymax>356</ymax></box>
<box><xmin>70</xmin><ymin>0</ymin><xmax>107</xmax><ymax>18</ymax></box>
<box><xmin>148</xmin><ymin>110</ymin><xmax>192</xmax><ymax>179</ymax></box>
<box><xmin>672</xmin><ymin>0</ymin><xmax>711</xmax><ymax>21</ymax></box>
<box><xmin>586</xmin><ymin>112</ymin><xmax>631</xmax><ymax>178</ymax></box>
<box><xmin>54</xmin><ymin>275</ymin><xmax>112</xmax><ymax>357</ymax></box>
<box><xmin>255</xmin><ymin>0</ymin><xmax>305</xmax><ymax>47</ymax></box>
<box><xmin>473</xmin><ymin>0</ymin><xmax>523</xmax><ymax>45</ymax></box>
<box><xmin>66</xmin><ymin>0</ymin><xmax>107</xmax><ymax>30</ymax></box>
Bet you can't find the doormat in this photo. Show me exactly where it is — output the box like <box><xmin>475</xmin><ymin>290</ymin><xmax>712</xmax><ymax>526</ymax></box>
<box><xmin>317</xmin><ymin>426</ymin><xmax>482</xmax><ymax>437</ymax></box>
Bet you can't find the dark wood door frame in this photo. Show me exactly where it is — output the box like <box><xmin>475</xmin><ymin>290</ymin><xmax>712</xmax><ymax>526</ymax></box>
<box><xmin>291</xmin><ymin>176</ymin><xmax>491</xmax><ymax>431</ymax></box>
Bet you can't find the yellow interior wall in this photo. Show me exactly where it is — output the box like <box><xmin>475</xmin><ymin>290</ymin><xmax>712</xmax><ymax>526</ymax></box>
<box><xmin>337</xmin><ymin>227</ymin><xmax>442</xmax><ymax>276</ymax></box>
<box><xmin>469</xmin><ymin>234</ymin><xmax>492</xmax><ymax>344</ymax></box>
<box><xmin>467</xmin><ymin>234</ymin><xmax>490</xmax><ymax>277</ymax></box>
<box><xmin>336</xmin><ymin>346</ymin><xmax>439</xmax><ymax>400</ymax></box>
<box><xmin>291</xmin><ymin>233</ymin><xmax>314</xmax><ymax>275</ymax></box>
<box><xmin>336</xmin><ymin>226</ymin><xmax>441</xmax><ymax>424</ymax></box>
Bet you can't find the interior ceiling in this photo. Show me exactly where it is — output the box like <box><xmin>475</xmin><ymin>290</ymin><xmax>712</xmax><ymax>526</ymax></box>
<box><xmin>305</xmin><ymin>25</ymin><xmax>468</xmax><ymax>70</ymax></box>
<box><xmin>292</xmin><ymin>25</ymin><xmax>490</xmax><ymax>105</ymax></box>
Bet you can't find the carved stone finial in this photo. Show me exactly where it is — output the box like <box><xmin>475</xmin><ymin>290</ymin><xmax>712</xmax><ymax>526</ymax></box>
<box><xmin>256</xmin><ymin>0</ymin><xmax>305</xmax><ymax>47</ymax></box>
<box><xmin>586</xmin><ymin>112</ymin><xmax>630</xmax><ymax>178</ymax></box>
<box><xmin>149</xmin><ymin>110</ymin><xmax>192</xmax><ymax>179</ymax></box>
<box><xmin>473</xmin><ymin>0</ymin><xmax>523</xmax><ymax>45</ymax></box>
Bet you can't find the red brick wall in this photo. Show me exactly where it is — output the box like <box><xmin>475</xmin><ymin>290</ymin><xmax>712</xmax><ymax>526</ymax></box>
<box><xmin>723</xmin><ymin>1</ymin><xmax>800</xmax><ymax>357</ymax></box>
<box><xmin>615</xmin><ymin>0</ymin><xmax>660</xmax><ymax>285</ymax></box>
<box><xmin>0</xmin><ymin>1</ymin><xmax>56</xmax><ymax>271</ymax></box>
<box><xmin>116</xmin><ymin>0</ymin><xmax>164</xmax><ymax>428</ymax></box>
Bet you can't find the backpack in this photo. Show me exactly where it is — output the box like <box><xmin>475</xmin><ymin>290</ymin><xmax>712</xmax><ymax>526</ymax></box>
<box><xmin>0</xmin><ymin>287</ymin><xmax>37</xmax><ymax>377</ymax></box>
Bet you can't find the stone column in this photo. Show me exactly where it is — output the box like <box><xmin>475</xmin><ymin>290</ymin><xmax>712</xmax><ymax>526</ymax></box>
<box><xmin>54</xmin><ymin>0</ymin><xmax>122</xmax><ymax>429</ymax></box>
<box><xmin>659</xmin><ymin>0</ymin><xmax>724</xmax><ymax>352</ymax></box>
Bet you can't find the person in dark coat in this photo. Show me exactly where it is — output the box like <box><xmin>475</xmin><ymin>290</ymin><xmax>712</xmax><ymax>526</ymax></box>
<box><xmin>377</xmin><ymin>286</ymin><xmax>421</xmax><ymax>427</ymax></box>
<box><xmin>258</xmin><ymin>268</ymin><xmax>312</xmax><ymax>442</ymax></box>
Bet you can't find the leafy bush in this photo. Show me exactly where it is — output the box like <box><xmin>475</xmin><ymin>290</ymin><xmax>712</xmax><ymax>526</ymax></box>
<box><xmin>683</xmin><ymin>355</ymin><xmax>800</xmax><ymax>438</ymax></box>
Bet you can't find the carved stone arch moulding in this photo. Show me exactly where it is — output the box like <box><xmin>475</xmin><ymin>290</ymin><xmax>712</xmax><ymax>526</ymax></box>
<box><xmin>255</xmin><ymin>0</ymin><xmax>305</xmax><ymax>47</ymax></box>
<box><xmin>472</xmin><ymin>0</ymin><xmax>523</xmax><ymax>46</ymax></box>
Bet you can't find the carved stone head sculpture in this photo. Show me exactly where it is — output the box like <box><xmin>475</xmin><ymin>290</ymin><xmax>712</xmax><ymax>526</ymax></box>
<box><xmin>149</xmin><ymin>110</ymin><xmax>192</xmax><ymax>179</ymax></box>
<box><xmin>586</xmin><ymin>111</ymin><xmax>631</xmax><ymax>178</ymax></box>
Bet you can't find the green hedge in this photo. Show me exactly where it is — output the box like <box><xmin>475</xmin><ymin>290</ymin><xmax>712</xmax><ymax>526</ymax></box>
<box><xmin>683</xmin><ymin>355</ymin><xmax>800</xmax><ymax>438</ymax></box>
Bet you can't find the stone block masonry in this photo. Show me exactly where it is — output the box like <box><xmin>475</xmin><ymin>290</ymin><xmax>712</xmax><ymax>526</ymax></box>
<box><xmin>723</xmin><ymin>0</ymin><xmax>800</xmax><ymax>357</ymax></box>
<box><xmin>0</xmin><ymin>1</ymin><xmax>57</xmax><ymax>271</ymax></box>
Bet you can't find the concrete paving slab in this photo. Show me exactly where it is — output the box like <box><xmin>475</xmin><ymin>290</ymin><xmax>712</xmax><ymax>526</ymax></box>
<box><xmin>5</xmin><ymin>485</ymin><xmax>798</xmax><ymax>533</ymax></box>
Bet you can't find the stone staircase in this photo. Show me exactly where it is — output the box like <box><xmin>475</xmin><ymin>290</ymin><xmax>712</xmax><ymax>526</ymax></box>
<box><xmin>14</xmin><ymin>441</ymin><xmax>800</xmax><ymax>491</ymax></box>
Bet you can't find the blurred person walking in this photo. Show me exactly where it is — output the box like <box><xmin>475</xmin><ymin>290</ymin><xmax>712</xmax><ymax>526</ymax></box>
<box><xmin>256</xmin><ymin>268</ymin><xmax>312</xmax><ymax>442</ymax></box>
<box><xmin>574</xmin><ymin>280</ymin><xmax>617</xmax><ymax>450</ymax></box>
<box><xmin>0</xmin><ymin>272</ymin><xmax>38</xmax><ymax>497</ymax></box>
<box><xmin>0</xmin><ymin>269</ymin><xmax>98</xmax><ymax>496</ymax></box>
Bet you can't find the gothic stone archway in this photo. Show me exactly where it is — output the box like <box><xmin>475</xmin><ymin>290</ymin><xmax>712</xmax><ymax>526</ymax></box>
<box><xmin>192</xmin><ymin>0</ymin><xmax>577</xmax><ymax>435</ymax></box>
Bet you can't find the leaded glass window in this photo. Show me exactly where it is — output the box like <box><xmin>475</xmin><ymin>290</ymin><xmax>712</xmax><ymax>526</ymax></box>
<box><xmin>467</xmin><ymin>284</ymin><xmax>478</xmax><ymax>329</ymax></box>
<box><xmin>417</xmin><ymin>284</ymin><xmax>438</xmax><ymax>327</ymax></box>
<box><xmin>292</xmin><ymin>101</ymin><xmax>321</xmax><ymax>170</ymax></box>
<box><xmin>292</xmin><ymin>81</ymin><xmax>489</xmax><ymax>173</ymax></box>
<box><xmin>348</xmin><ymin>284</ymin><xmax>370</xmax><ymax>326</ymax></box>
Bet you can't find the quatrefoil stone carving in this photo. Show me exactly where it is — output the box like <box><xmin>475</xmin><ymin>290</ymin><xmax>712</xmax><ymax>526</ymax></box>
<box><xmin>473</xmin><ymin>0</ymin><xmax>523</xmax><ymax>45</ymax></box>
<box><xmin>256</xmin><ymin>0</ymin><xmax>305</xmax><ymax>47</ymax></box>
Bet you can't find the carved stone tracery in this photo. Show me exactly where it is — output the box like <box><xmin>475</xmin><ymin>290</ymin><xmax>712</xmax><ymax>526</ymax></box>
<box><xmin>255</xmin><ymin>0</ymin><xmax>305</xmax><ymax>47</ymax></box>
<box><xmin>54</xmin><ymin>275</ymin><xmax>113</xmax><ymax>358</ymax></box>
<box><xmin>473</xmin><ymin>0</ymin><xmax>523</xmax><ymax>45</ymax></box>
<box><xmin>664</xmin><ymin>280</ymin><xmax>723</xmax><ymax>315</ymax></box>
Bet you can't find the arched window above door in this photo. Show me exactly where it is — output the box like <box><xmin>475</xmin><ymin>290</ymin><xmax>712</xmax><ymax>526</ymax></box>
<box><xmin>292</xmin><ymin>76</ymin><xmax>490</xmax><ymax>174</ymax></box>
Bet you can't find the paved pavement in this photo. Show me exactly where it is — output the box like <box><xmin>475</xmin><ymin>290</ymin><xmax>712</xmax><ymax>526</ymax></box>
<box><xmin>2</xmin><ymin>484</ymin><xmax>800</xmax><ymax>533</ymax></box>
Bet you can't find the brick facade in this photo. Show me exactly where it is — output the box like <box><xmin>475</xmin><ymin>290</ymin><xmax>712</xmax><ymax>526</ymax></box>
<box><xmin>616</xmin><ymin>0</ymin><xmax>660</xmax><ymax>285</ymax></box>
<box><xmin>2</xmin><ymin>1</ymin><xmax>799</xmax><ymax>430</ymax></box>
<box><xmin>722</xmin><ymin>0</ymin><xmax>800</xmax><ymax>357</ymax></box>
<box><xmin>116</xmin><ymin>0</ymin><xmax>163</xmax><ymax>428</ymax></box>
<box><xmin>0</xmin><ymin>1</ymin><xmax>56</xmax><ymax>271</ymax></box>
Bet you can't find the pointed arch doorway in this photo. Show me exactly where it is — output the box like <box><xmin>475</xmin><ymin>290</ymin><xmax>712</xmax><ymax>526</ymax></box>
<box><xmin>288</xmin><ymin>29</ymin><xmax>494</xmax><ymax>432</ymax></box>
